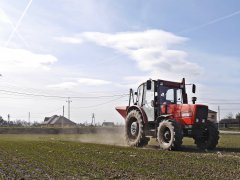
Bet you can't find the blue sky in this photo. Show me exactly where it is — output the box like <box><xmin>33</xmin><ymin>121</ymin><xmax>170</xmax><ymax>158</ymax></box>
<box><xmin>0</xmin><ymin>0</ymin><xmax>240</xmax><ymax>123</ymax></box>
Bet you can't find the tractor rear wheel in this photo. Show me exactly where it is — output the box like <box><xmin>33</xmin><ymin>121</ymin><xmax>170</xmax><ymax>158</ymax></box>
<box><xmin>157</xmin><ymin>120</ymin><xmax>183</xmax><ymax>150</ymax></box>
<box><xmin>125</xmin><ymin>110</ymin><xmax>149</xmax><ymax>147</ymax></box>
<box><xmin>193</xmin><ymin>121</ymin><xmax>219</xmax><ymax>150</ymax></box>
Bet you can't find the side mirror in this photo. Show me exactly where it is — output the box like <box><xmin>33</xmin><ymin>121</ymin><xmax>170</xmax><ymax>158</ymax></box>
<box><xmin>146</xmin><ymin>80</ymin><xmax>151</xmax><ymax>90</ymax></box>
<box><xmin>192</xmin><ymin>97</ymin><xmax>197</xmax><ymax>104</ymax></box>
<box><xmin>134</xmin><ymin>92</ymin><xmax>137</xmax><ymax>96</ymax></box>
<box><xmin>192</xmin><ymin>84</ymin><xmax>196</xmax><ymax>93</ymax></box>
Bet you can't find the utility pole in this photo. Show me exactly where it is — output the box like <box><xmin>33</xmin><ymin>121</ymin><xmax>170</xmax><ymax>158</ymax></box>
<box><xmin>28</xmin><ymin>112</ymin><xmax>31</xmax><ymax>126</ymax></box>
<box><xmin>7</xmin><ymin>114</ymin><xmax>10</xmax><ymax>126</ymax></box>
<box><xmin>218</xmin><ymin>106</ymin><xmax>220</xmax><ymax>129</ymax></box>
<box><xmin>91</xmin><ymin>113</ymin><xmax>95</xmax><ymax>126</ymax></box>
<box><xmin>62</xmin><ymin>105</ymin><xmax>65</xmax><ymax>128</ymax></box>
<box><xmin>66</xmin><ymin>97</ymin><xmax>72</xmax><ymax>120</ymax></box>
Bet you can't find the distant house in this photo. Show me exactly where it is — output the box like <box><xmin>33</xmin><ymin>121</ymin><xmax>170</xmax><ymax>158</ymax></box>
<box><xmin>208</xmin><ymin>109</ymin><xmax>217</xmax><ymax>123</ymax></box>
<box><xmin>102</xmin><ymin>122</ymin><xmax>115</xmax><ymax>127</ymax></box>
<box><xmin>42</xmin><ymin>115</ymin><xmax>76</xmax><ymax>127</ymax></box>
<box><xmin>44</xmin><ymin>116</ymin><xmax>51</xmax><ymax>122</ymax></box>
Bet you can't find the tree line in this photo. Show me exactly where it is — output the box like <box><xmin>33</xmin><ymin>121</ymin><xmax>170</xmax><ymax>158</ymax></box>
<box><xmin>0</xmin><ymin>116</ymin><xmax>40</xmax><ymax>127</ymax></box>
<box><xmin>224</xmin><ymin>112</ymin><xmax>240</xmax><ymax>119</ymax></box>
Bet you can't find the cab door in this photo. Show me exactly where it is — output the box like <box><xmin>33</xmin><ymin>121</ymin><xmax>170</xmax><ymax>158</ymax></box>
<box><xmin>142</xmin><ymin>81</ymin><xmax>155</xmax><ymax>121</ymax></box>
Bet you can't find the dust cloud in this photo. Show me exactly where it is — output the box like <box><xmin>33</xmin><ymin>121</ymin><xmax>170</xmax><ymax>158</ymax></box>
<box><xmin>67</xmin><ymin>127</ymin><xmax>127</xmax><ymax>146</ymax></box>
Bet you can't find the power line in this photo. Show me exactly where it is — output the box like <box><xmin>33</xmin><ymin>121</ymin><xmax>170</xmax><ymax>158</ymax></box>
<box><xmin>0</xmin><ymin>89</ymin><xmax>66</xmax><ymax>98</ymax></box>
<box><xmin>199</xmin><ymin>98</ymin><xmax>240</xmax><ymax>102</ymax></box>
<box><xmin>0</xmin><ymin>82</ymin><xmax>128</xmax><ymax>99</ymax></box>
<box><xmin>2</xmin><ymin>88</ymin><xmax>240</xmax><ymax>104</ymax></box>
<box><xmin>0</xmin><ymin>89</ymin><xmax>240</xmax><ymax>102</ymax></box>
<box><xmin>71</xmin><ymin>94</ymin><xmax>128</xmax><ymax>99</ymax></box>
<box><xmin>2</xmin><ymin>88</ymin><xmax>240</xmax><ymax>105</ymax></box>
<box><xmin>31</xmin><ymin>107</ymin><xmax>63</xmax><ymax>115</ymax></box>
<box><xmin>0</xmin><ymin>89</ymin><xmax>128</xmax><ymax>99</ymax></box>
<box><xmin>1</xmin><ymin>79</ymin><xmax>128</xmax><ymax>95</ymax></box>
<box><xmin>72</xmin><ymin>95</ymin><xmax>127</xmax><ymax>109</ymax></box>
<box><xmin>220</xmin><ymin>109</ymin><xmax>240</xmax><ymax>111</ymax></box>
<box><xmin>0</xmin><ymin>96</ymin><xmax>127</xmax><ymax>121</ymax></box>
<box><xmin>198</xmin><ymin>101</ymin><xmax>240</xmax><ymax>105</ymax></box>
<box><xmin>0</xmin><ymin>83</ymin><xmax>52</xmax><ymax>95</ymax></box>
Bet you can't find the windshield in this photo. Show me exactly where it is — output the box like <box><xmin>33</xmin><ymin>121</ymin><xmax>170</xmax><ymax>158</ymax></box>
<box><xmin>158</xmin><ymin>86</ymin><xmax>183</xmax><ymax>105</ymax></box>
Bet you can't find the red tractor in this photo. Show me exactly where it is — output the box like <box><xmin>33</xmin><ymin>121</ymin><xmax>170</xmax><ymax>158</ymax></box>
<box><xmin>116</xmin><ymin>78</ymin><xmax>219</xmax><ymax>150</ymax></box>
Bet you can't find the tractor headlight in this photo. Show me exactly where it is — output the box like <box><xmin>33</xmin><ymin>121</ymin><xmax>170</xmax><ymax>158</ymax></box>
<box><xmin>182</xmin><ymin>112</ymin><xmax>191</xmax><ymax>117</ymax></box>
<box><xmin>196</xmin><ymin>118</ymin><xmax>199</xmax><ymax>123</ymax></box>
<box><xmin>202</xmin><ymin>119</ymin><xmax>205</xmax><ymax>123</ymax></box>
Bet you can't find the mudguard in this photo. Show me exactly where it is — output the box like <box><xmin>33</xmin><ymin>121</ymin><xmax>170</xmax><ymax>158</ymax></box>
<box><xmin>127</xmin><ymin>105</ymin><xmax>148</xmax><ymax>124</ymax></box>
<box><xmin>115</xmin><ymin>105</ymin><xmax>148</xmax><ymax>124</ymax></box>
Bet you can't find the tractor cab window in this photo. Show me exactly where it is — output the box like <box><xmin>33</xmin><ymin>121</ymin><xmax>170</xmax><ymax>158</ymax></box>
<box><xmin>159</xmin><ymin>86</ymin><xmax>169</xmax><ymax>104</ymax></box>
<box><xmin>159</xmin><ymin>86</ymin><xmax>183</xmax><ymax>105</ymax></box>
<box><xmin>166</xmin><ymin>89</ymin><xmax>174</xmax><ymax>103</ymax></box>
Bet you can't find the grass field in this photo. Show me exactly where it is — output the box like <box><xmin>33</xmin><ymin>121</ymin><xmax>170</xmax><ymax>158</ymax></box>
<box><xmin>0</xmin><ymin>133</ymin><xmax>239</xmax><ymax>179</ymax></box>
<box><xmin>220</xmin><ymin>127</ymin><xmax>240</xmax><ymax>132</ymax></box>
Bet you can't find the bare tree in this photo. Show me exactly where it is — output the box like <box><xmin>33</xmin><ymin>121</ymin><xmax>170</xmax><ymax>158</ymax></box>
<box><xmin>225</xmin><ymin>112</ymin><xmax>234</xmax><ymax>119</ymax></box>
<box><xmin>236</xmin><ymin>112</ymin><xmax>240</xmax><ymax>128</ymax></box>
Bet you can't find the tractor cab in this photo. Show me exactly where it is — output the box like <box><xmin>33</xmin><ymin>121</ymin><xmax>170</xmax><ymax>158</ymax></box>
<box><xmin>130</xmin><ymin>78</ymin><xmax>195</xmax><ymax>122</ymax></box>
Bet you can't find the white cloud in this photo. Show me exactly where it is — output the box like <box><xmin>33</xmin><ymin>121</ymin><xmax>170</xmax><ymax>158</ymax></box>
<box><xmin>47</xmin><ymin>78</ymin><xmax>111</xmax><ymax>91</ymax></box>
<box><xmin>77</xmin><ymin>78</ymin><xmax>111</xmax><ymax>86</ymax></box>
<box><xmin>54</xmin><ymin>36</ymin><xmax>83</xmax><ymax>44</ymax></box>
<box><xmin>81</xmin><ymin>30</ymin><xmax>202</xmax><ymax>75</ymax></box>
<box><xmin>57</xmin><ymin>29</ymin><xmax>203</xmax><ymax>81</ymax></box>
<box><xmin>82</xmin><ymin>30</ymin><xmax>187</xmax><ymax>51</ymax></box>
<box><xmin>0</xmin><ymin>47</ymin><xmax>57</xmax><ymax>73</ymax></box>
<box><xmin>47</xmin><ymin>82</ymin><xmax>78</xmax><ymax>89</ymax></box>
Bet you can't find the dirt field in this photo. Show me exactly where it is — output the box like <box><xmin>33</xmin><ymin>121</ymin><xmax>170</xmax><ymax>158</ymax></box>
<box><xmin>0</xmin><ymin>133</ymin><xmax>239</xmax><ymax>179</ymax></box>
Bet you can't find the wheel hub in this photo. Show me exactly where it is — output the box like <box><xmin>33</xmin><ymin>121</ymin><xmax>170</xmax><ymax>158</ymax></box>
<box><xmin>131</xmin><ymin>122</ymin><xmax>138</xmax><ymax>136</ymax></box>
<box><xmin>163</xmin><ymin>128</ymin><xmax>171</xmax><ymax>143</ymax></box>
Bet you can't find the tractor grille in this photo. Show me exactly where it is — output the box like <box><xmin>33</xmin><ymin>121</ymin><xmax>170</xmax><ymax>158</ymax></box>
<box><xmin>195</xmin><ymin>106</ymin><xmax>208</xmax><ymax>121</ymax></box>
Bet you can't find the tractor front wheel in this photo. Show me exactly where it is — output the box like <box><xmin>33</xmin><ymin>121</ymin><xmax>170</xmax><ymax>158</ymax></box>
<box><xmin>193</xmin><ymin>121</ymin><xmax>219</xmax><ymax>150</ymax></box>
<box><xmin>157</xmin><ymin>120</ymin><xmax>183</xmax><ymax>150</ymax></box>
<box><xmin>125</xmin><ymin>110</ymin><xmax>149</xmax><ymax>147</ymax></box>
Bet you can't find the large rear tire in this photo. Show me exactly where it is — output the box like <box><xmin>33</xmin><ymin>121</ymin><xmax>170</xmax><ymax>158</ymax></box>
<box><xmin>193</xmin><ymin>121</ymin><xmax>219</xmax><ymax>150</ymax></box>
<box><xmin>157</xmin><ymin>120</ymin><xmax>183</xmax><ymax>150</ymax></box>
<box><xmin>125</xmin><ymin>110</ymin><xmax>149</xmax><ymax>147</ymax></box>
